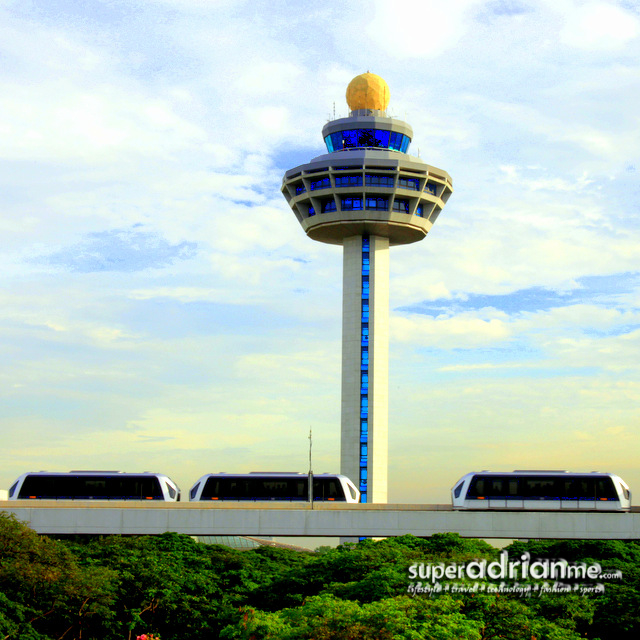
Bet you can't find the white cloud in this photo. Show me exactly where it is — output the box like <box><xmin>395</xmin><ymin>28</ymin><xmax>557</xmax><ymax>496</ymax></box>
<box><xmin>559</xmin><ymin>2</ymin><xmax>640</xmax><ymax>50</ymax></box>
<box><xmin>366</xmin><ymin>0</ymin><xmax>483</xmax><ymax>58</ymax></box>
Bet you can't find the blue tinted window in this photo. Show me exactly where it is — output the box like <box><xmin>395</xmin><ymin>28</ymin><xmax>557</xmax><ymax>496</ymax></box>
<box><xmin>389</xmin><ymin>131</ymin><xmax>404</xmax><ymax>151</ymax></box>
<box><xmin>308</xmin><ymin>205</ymin><xmax>315</xmax><ymax>217</ymax></box>
<box><xmin>365</xmin><ymin>174</ymin><xmax>394</xmax><ymax>187</ymax></box>
<box><xmin>325</xmin><ymin>129</ymin><xmax>410</xmax><ymax>153</ymax></box>
<box><xmin>295</xmin><ymin>184</ymin><xmax>306</xmax><ymax>194</ymax></box>
<box><xmin>416</xmin><ymin>204</ymin><xmax>423</xmax><ymax>217</ymax></box>
<box><xmin>393</xmin><ymin>199</ymin><xmax>409</xmax><ymax>213</ymax></box>
<box><xmin>366</xmin><ymin>197</ymin><xmax>388</xmax><ymax>211</ymax></box>
<box><xmin>310</xmin><ymin>177</ymin><xmax>330</xmax><ymax>191</ymax></box>
<box><xmin>335</xmin><ymin>175</ymin><xmax>362</xmax><ymax>187</ymax></box>
<box><xmin>425</xmin><ymin>182</ymin><xmax>437</xmax><ymax>195</ymax></box>
<box><xmin>399</xmin><ymin>177</ymin><xmax>419</xmax><ymax>190</ymax></box>
<box><xmin>322</xmin><ymin>200</ymin><xmax>336</xmax><ymax>213</ymax></box>
<box><xmin>341</xmin><ymin>197</ymin><xmax>362</xmax><ymax>211</ymax></box>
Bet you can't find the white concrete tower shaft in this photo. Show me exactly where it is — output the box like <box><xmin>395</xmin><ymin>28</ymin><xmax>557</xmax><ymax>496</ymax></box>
<box><xmin>281</xmin><ymin>73</ymin><xmax>453</xmax><ymax>503</ymax></box>
<box><xmin>341</xmin><ymin>234</ymin><xmax>389</xmax><ymax>502</ymax></box>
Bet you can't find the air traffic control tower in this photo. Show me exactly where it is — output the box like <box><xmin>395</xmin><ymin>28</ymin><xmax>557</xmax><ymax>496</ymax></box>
<box><xmin>281</xmin><ymin>73</ymin><xmax>453</xmax><ymax>503</ymax></box>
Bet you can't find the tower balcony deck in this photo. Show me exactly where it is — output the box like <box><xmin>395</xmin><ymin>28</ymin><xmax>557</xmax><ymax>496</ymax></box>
<box><xmin>281</xmin><ymin>150</ymin><xmax>453</xmax><ymax>246</ymax></box>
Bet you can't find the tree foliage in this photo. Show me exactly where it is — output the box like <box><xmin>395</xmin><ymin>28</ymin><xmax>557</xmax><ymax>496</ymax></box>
<box><xmin>1</xmin><ymin>514</ymin><xmax>639</xmax><ymax>640</ymax></box>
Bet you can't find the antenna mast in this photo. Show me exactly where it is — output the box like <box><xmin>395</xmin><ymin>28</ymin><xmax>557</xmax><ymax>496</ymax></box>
<box><xmin>308</xmin><ymin>428</ymin><xmax>314</xmax><ymax>506</ymax></box>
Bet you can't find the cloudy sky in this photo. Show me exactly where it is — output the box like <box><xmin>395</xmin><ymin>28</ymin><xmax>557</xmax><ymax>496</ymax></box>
<box><xmin>1</xmin><ymin>0</ymin><xmax>639</xmax><ymax>504</ymax></box>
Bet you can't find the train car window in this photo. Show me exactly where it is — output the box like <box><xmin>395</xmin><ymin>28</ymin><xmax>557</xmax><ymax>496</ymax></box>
<box><xmin>291</xmin><ymin>479</ymin><xmax>306</xmax><ymax>499</ymax></box>
<box><xmin>520</xmin><ymin>477</ymin><xmax>558</xmax><ymax>499</ymax></box>
<box><xmin>488</xmin><ymin>478</ymin><xmax>506</xmax><ymax>496</ymax></box>
<box><xmin>347</xmin><ymin>484</ymin><xmax>357</xmax><ymax>501</ymax></box>
<box><xmin>19</xmin><ymin>475</ymin><xmax>55</xmax><ymax>498</ymax></box>
<box><xmin>467</xmin><ymin>477</ymin><xmax>484</xmax><ymax>497</ymax></box>
<box><xmin>595</xmin><ymin>477</ymin><xmax>617</xmax><ymax>500</ymax></box>
<box><xmin>8</xmin><ymin>481</ymin><xmax>18</xmax><ymax>498</ymax></box>
<box><xmin>201</xmin><ymin>477</ymin><xmax>222</xmax><ymax>499</ymax></box>
<box><xmin>567</xmin><ymin>477</ymin><xmax>595</xmax><ymax>500</ymax></box>
<box><xmin>314</xmin><ymin>478</ymin><xmax>346</xmax><ymax>501</ymax></box>
<box><xmin>453</xmin><ymin>482</ymin><xmax>464</xmax><ymax>498</ymax></box>
<box><xmin>190</xmin><ymin>482</ymin><xmax>201</xmax><ymax>500</ymax></box>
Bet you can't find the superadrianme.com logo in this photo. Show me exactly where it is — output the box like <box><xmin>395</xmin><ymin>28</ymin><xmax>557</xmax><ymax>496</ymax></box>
<box><xmin>407</xmin><ymin>551</ymin><xmax>622</xmax><ymax>597</ymax></box>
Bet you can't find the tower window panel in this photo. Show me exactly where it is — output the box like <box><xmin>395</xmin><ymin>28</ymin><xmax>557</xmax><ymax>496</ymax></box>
<box><xmin>335</xmin><ymin>175</ymin><xmax>363</xmax><ymax>187</ymax></box>
<box><xmin>310</xmin><ymin>177</ymin><xmax>331</xmax><ymax>190</ymax></box>
<box><xmin>425</xmin><ymin>182</ymin><xmax>437</xmax><ymax>195</ymax></box>
<box><xmin>365</xmin><ymin>174</ymin><xmax>394</xmax><ymax>187</ymax></box>
<box><xmin>393</xmin><ymin>199</ymin><xmax>410</xmax><ymax>213</ymax></box>
<box><xmin>361</xmin><ymin>421</ymin><xmax>368</xmax><ymax>434</ymax></box>
<box><xmin>362</xmin><ymin>237</ymin><xmax>370</xmax><ymax>249</ymax></box>
<box><xmin>341</xmin><ymin>197</ymin><xmax>362</xmax><ymax>211</ymax></box>
<box><xmin>321</xmin><ymin>200</ymin><xmax>337</xmax><ymax>213</ymax></box>
<box><xmin>366</xmin><ymin>197</ymin><xmax>388</xmax><ymax>211</ymax></box>
<box><xmin>399</xmin><ymin>177</ymin><xmax>419</xmax><ymax>190</ymax></box>
<box><xmin>389</xmin><ymin>131</ymin><xmax>409</xmax><ymax>151</ymax></box>
<box><xmin>308</xmin><ymin>205</ymin><xmax>315</xmax><ymax>217</ymax></box>
<box><xmin>416</xmin><ymin>204</ymin><xmax>423</xmax><ymax>217</ymax></box>
<box><xmin>295</xmin><ymin>184</ymin><xmax>306</xmax><ymax>195</ymax></box>
<box><xmin>324</xmin><ymin>135</ymin><xmax>335</xmax><ymax>152</ymax></box>
<box><xmin>338</xmin><ymin>128</ymin><xmax>392</xmax><ymax>149</ymax></box>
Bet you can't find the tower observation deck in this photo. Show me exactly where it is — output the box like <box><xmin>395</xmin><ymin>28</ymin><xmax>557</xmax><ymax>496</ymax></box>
<box><xmin>281</xmin><ymin>73</ymin><xmax>453</xmax><ymax>503</ymax></box>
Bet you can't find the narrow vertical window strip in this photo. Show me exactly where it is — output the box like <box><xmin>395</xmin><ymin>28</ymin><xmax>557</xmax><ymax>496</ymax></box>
<box><xmin>359</xmin><ymin>235</ymin><xmax>370</xmax><ymax>501</ymax></box>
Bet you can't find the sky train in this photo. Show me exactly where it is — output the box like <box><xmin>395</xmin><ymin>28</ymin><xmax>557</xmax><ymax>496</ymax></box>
<box><xmin>451</xmin><ymin>471</ymin><xmax>631</xmax><ymax>511</ymax></box>
<box><xmin>189</xmin><ymin>472</ymin><xmax>360</xmax><ymax>502</ymax></box>
<box><xmin>8</xmin><ymin>471</ymin><xmax>181</xmax><ymax>501</ymax></box>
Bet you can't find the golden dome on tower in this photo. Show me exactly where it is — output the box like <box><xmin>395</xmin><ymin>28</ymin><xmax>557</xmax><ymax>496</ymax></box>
<box><xmin>346</xmin><ymin>72</ymin><xmax>390</xmax><ymax>112</ymax></box>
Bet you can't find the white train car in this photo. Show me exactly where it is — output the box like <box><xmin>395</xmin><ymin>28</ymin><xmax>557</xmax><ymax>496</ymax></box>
<box><xmin>8</xmin><ymin>471</ymin><xmax>181</xmax><ymax>501</ymax></box>
<box><xmin>452</xmin><ymin>471</ymin><xmax>630</xmax><ymax>511</ymax></box>
<box><xmin>189</xmin><ymin>472</ymin><xmax>360</xmax><ymax>503</ymax></box>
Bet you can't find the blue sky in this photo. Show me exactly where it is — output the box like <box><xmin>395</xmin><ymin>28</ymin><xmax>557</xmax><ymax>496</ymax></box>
<box><xmin>1</xmin><ymin>0</ymin><xmax>640</xmax><ymax>504</ymax></box>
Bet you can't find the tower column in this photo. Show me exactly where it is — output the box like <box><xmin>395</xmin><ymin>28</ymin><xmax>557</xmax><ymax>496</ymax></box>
<box><xmin>281</xmin><ymin>72</ymin><xmax>452</xmax><ymax>506</ymax></box>
<box><xmin>341</xmin><ymin>234</ymin><xmax>389</xmax><ymax>503</ymax></box>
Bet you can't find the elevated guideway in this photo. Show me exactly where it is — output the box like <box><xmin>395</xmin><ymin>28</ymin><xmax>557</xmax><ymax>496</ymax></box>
<box><xmin>2</xmin><ymin>501</ymin><xmax>640</xmax><ymax>539</ymax></box>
